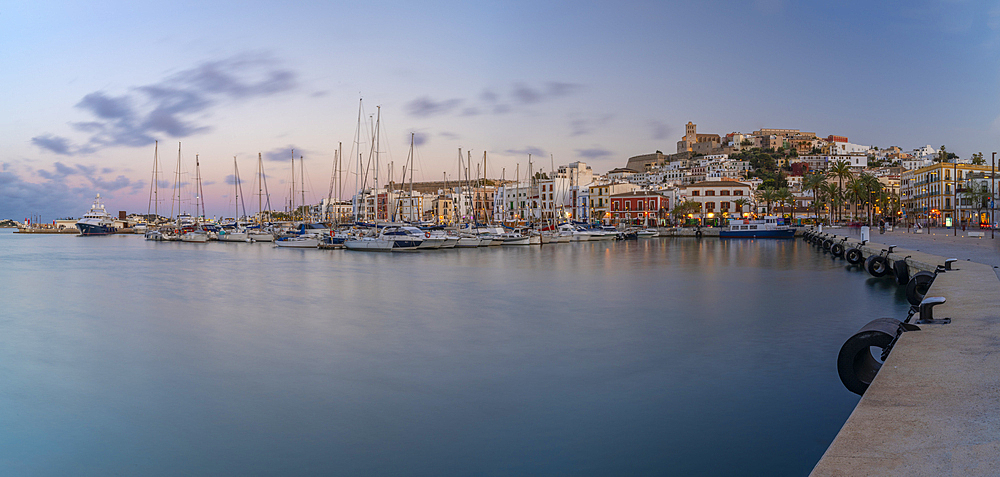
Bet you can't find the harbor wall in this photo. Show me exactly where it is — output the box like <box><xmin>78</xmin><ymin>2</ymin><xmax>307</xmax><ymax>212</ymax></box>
<box><xmin>808</xmin><ymin>231</ymin><xmax>1000</xmax><ymax>475</ymax></box>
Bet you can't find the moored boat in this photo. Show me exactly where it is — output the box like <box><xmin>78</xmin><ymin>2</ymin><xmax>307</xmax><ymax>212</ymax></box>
<box><xmin>719</xmin><ymin>216</ymin><xmax>795</xmax><ymax>239</ymax></box>
<box><xmin>76</xmin><ymin>194</ymin><xmax>118</xmax><ymax>236</ymax></box>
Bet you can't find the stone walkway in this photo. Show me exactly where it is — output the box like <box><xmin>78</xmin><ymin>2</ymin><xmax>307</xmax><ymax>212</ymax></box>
<box><xmin>821</xmin><ymin>226</ymin><xmax>1000</xmax><ymax>270</ymax></box>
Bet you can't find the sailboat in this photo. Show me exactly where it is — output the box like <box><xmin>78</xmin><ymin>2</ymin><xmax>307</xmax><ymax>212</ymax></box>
<box><xmin>247</xmin><ymin>152</ymin><xmax>275</xmax><ymax>242</ymax></box>
<box><xmin>219</xmin><ymin>156</ymin><xmax>250</xmax><ymax>242</ymax></box>
<box><xmin>144</xmin><ymin>141</ymin><xmax>164</xmax><ymax>240</ymax></box>
<box><xmin>344</xmin><ymin>105</ymin><xmax>419</xmax><ymax>251</ymax></box>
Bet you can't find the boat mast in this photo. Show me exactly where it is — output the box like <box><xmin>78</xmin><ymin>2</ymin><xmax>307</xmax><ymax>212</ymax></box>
<box><xmin>374</xmin><ymin>106</ymin><xmax>381</xmax><ymax>223</ymax></box>
<box><xmin>300</xmin><ymin>155</ymin><xmax>306</xmax><ymax>222</ymax></box>
<box><xmin>467</xmin><ymin>150</ymin><xmax>473</xmax><ymax>225</ymax></box>
<box><xmin>290</xmin><ymin>149</ymin><xmax>295</xmax><ymax>220</ymax></box>
<box><xmin>483</xmin><ymin>151</ymin><xmax>488</xmax><ymax>225</ymax></box>
<box><xmin>195</xmin><ymin>154</ymin><xmax>205</xmax><ymax>221</ymax></box>
<box><xmin>171</xmin><ymin>142</ymin><xmax>182</xmax><ymax>221</ymax></box>
<box><xmin>408</xmin><ymin>132</ymin><xmax>415</xmax><ymax>222</ymax></box>
<box><xmin>147</xmin><ymin>140</ymin><xmax>159</xmax><ymax>219</ymax></box>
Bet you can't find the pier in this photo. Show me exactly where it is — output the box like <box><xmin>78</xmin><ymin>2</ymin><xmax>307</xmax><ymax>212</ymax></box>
<box><xmin>808</xmin><ymin>230</ymin><xmax>1000</xmax><ymax>475</ymax></box>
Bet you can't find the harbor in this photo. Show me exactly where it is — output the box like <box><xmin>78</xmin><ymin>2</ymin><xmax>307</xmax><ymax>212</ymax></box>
<box><xmin>0</xmin><ymin>228</ymin><xmax>908</xmax><ymax>475</ymax></box>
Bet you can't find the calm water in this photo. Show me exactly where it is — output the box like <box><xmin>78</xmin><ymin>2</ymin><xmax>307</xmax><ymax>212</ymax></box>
<box><xmin>0</xmin><ymin>231</ymin><xmax>912</xmax><ymax>476</ymax></box>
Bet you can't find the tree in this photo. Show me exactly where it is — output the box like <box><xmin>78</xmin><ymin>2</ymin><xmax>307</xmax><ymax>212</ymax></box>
<box><xmin>859</xmin><ymin>173</ymin><xmax>883</xmax><ymax>225</ymax></box>
<box><xmin>845</xmin><ymin>178</ymin><xmax>866</xmax><ymax>222</ymax></box>
<box><xmin>733</xmin><ymin>198</ymin><xmax>750</xmax><ymax>215</ymax></box>
<box><xmin>828</xmin><ymin>160</ymin><xmax>853</xmax><ymax>222</ymax></box>
<box><xmin>757</xmin><ymin>187</ymin><xmax>778</xmax><ymax>215</ymax></box>
<box><xmin>777</xmin><ymin>188</ymin><xmax>795</xmax><ymax>220</ymax></box>
<box><xmin>962</xmin><ymin>181</ymin><xmax>991</xmax><ymax>225</ymax></box>
<box><xmin>803</xmin><ymin>172</ymin><xmax>828</xmax><ymax>224</ymax></box>
<box><xmin>672</xmin><ymin>200</ymin><xmax>702</xmax><ymax>224</ymax></box>
<box><xmin>937</xmin><ymin>145</ymin><xmax>959</xmax><ymax>163</ymax></box>
<box><xmin>821</xmin><ymin>182</ymin><xmax>840</xmax><ymax>224</ymax></box>
<box><xmin>972</xmin><ymin>152</ymin><xmax>986</xmax><ymax>166</ymax></box>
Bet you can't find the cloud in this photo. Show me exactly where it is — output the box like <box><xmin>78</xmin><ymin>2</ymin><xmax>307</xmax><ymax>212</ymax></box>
<box><xmin>405</xmin><ymin>96</ymin><xmax>463</xmax><ymax>117</ymax></box>
<box><xmin>439</xmin><ymin>132</ymin><xmax>460</xmax><ymax>140</ymax></box>
<box><xmin>512</xmin><ymin>83</ymin><xmax>543</xmax><ymax>104</ymax></box>
<box><xmin>480</xmin><ymin>89</ymin><xmax>498</xmax><ymax>103</ymax></box>
<box><xmin>31</xmin><ymin>135</ymin><xmax>74</xmax><ymax>155</ymax></box>
<box><xmin>263</xmin><ymin>145</ymin><xmax>304</xmax><ymax>162</ymax></box>
<box><xmin>411</xmin><ymin>132</ymin><xmax>428</xmax><ymax>146</ymax></box>
<box><xmin>89</xmin><ymin>175</ymin><xmax>132</xmax><ymax>191</ymax></box>
<box><xmin>506</xmin><ymin>146</ymin><xmax>547</xmax><ymax>157</ymax></box>
<box><xmin>576</xmin><ymin>147</ymin><xmax>613</xmax><ymax>159</ymax></box>
<box><xmin>513</xmin><ymin>82</ymin><xmax>581</xmax><ymax>104</ymax></box>
<box><xmin>649</xmin><ymin>120</ymin><xmax>671</xmax><ymax>140</ymax></box>
<box><xmin>32</xmin><ymin>52</ymin><xmax>297</xmax><ymax>155</ymax></box>
<box><xmin>404</xmin><ymin>81</ymin><xmax>582</xmax><ymax>120</ymax></box>
<box><xmin>569</xmin><ymin>113</ymin><xmax>614</xmax><ymax>137</ymax></box>
<box><xmin>0</xmin><ymin>170</ymin><xmax>78</xmax><ymax>219</ymax></box>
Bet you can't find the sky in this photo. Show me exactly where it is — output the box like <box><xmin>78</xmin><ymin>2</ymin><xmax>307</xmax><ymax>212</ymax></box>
<box><xmin>3</xmin><ymin>0</ymin><xmax>1000</xmax><ymax>220</ymax></box>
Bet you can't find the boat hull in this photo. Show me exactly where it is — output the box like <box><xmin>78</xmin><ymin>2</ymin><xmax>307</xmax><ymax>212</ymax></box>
<box><xmin>76</xmin><ymin>223</ymin><xmax>117</xmax><ymax>236</ymax></box>
<box><xmin>275</xmin><ymin>237</ymin><xmax>319</xmax><ymax>248</ymax></box>
<box><xmin>344</xmin><ymin>238</ymin><xmax>394</xmax><ymax>251</ymax></box>
<box><xmin>719</xmin><ymin>229</ymin><xmax>795</xmax><ymax>239</ymax></box>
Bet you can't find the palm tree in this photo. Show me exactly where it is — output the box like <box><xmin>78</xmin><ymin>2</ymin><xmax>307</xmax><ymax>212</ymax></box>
<box><xmin>859</xmin><ymin>173</ymin><xmax>882</xmax><ymax>225</ymax></box>
<box><xmin>733</xmin><ymin>198</ymin><xmax>750</xmax><ymax>216</ymax></box>
<box><xmin>828</xmin><ymin>160</ymin><xmax>853</xmax><ymax>222</ymax></box>
<box><xmin>757</xmin><ymin>187</ymin><xmax>777</xmax><ymax>215</ymax></box>
<box><xmin>777</xmin><ymin>187</ymin><xmax>795</xmax><ymax>221</ymax></box>
<box><xmin>803</xmin><ymin>172</ymin><xmax>827</xmax><ymax>224</ymax></box>
<box><xmin>845</xmin><ymin>177</ymin><xmax>867</xmax><ymax>222</ymax></box>
<box><xmin>821</xmin><ymin>182</ymin><xmax>839</xmax><ymax>225</ymax></box>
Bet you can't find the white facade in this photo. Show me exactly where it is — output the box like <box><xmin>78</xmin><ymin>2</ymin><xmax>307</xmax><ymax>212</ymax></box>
<box><xmin>829</xmin><ymin>141</ymin><xmax>871</xmax><ymax>155</ymax></box>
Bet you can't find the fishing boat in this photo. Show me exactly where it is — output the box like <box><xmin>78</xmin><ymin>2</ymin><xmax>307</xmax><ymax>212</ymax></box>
<box><xmin>76</xmin><ymin>194</ymin><xmax>118</xmax><ymax>236</ymax></box>
<box><xmin>719</xmin><ymin>216</ymin><xmax>795</xmax><ymax>239</ymax></box>
<box><xmin>637</xmin><ymin>228</ymin><xmax>659</xmax><ymax>238</ymax></box>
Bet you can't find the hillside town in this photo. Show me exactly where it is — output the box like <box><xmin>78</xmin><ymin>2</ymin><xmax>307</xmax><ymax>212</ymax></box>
<box><xmin>320</xmin><ymin>121</ymin><xmax>998</xmax><ymax>229</ymax></box>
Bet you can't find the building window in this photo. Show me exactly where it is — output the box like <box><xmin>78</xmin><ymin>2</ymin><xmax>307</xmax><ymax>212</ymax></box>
<box><xmin>706</xmin><ymin>190</ymin><xmax>715</xmax><ymax>196</ymax></box>
<box><xmin>706</xmin><ymin>202</ymin><xmax>715</xmax><ymax>212</ymax></box>
<box><xmin>692</xmin><ymin>190</ymin><xmax>700</xmax><ymax>196</ymax></box>
<box><xmin>720</xmin><ymin>190</ymin><xmax>730</xmax><ymax>196</ymax></box>
<box><xmin>734</xmin><ymin>190</ymin><xmax>743</xmax><ymax>196</ymax></box>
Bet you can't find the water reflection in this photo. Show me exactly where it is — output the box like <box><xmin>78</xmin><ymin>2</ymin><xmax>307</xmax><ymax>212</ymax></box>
<box><xmin>0</xmin><ymin>232</ymin><xmax>910</xmax><ymax>476</ymax></box>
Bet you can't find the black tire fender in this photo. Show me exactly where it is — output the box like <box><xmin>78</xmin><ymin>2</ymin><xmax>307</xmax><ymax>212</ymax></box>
<box><xmin>906</xmin><ymin>271</ymin><xmax>935</xmax><ymax>306</ymax></box>
<box><xmin>866</xmin><ymin>255</ymin><xmax>890</xmax><ymax>277</ymax></box>
<box><xmin>831</xmin><ymin>243</ymin><xmax>845</xmax><ymax>257</ymax></box>
<box><xmin>823</xmin><ymin>239</ymin><xmax>834</xmax><ymax>251</ymax></box>
<box><xmin>838</xmin><ymin>318</ymin><xmax>903</xmax><ymax>395</ymax></box>
<box><xmin>893</xmin><ymin>260</ymin><xmax>909</xmax><ymax>286</ymax></box>
<box><xmin>845</xmin><ymin>248</ymin><xmax>864</xmax><ymax>265</ymax></box>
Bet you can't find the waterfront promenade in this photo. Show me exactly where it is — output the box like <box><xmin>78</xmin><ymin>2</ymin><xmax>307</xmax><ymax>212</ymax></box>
<box><xmin>810</xmin><ymin>227</ymin><xmax>1000</xmax><ymax>476</ymax></box>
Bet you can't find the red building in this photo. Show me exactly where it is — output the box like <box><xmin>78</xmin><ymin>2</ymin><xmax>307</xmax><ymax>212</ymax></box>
<box><xmin>609</xmin><ymin>191</ymin><xmax>669</xmax><ymax>227</ymax></box>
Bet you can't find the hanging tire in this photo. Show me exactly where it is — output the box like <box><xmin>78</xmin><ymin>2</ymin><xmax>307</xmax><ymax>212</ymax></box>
<box><xmin>893</xmin><ymin>260</ymin><xmax>909</xmax><ymax>286</ymax></box>
<box><xmin>866</xmin><ymin>255</ymin><xmax>890</xmax><ymax>277</ymax></box>
<box><xmin>845</xmin><ymin>248</ymin><xmax>864</xmax><ymax>265</ymax></box>
<box><xmin>906</xmin><ymin>271</ymin><xmax>935</xmax><ymax>306</ymax></box>
<box><xmin>831</xmin><ymin>243</ymin><xmax>845</xmax><ymax>257</ymax></box>
<box><xmin>823</xmin><ymin>239</ymin><xmax>834</xmax><ymax>251</ymax></box>
<box><xmin>837</xmin><ymin>318</ymin><xmax>903</xmax><ymax>395</ymax></box>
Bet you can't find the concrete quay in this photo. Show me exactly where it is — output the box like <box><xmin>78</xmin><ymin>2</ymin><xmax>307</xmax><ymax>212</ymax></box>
<box><xmin>807</xmin><ymin>229</ymin><xmax>1000</xmax><ymax>476</ymax></box>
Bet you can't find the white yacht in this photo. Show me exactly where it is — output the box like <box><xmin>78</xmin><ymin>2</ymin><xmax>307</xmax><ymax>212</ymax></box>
<box><xmin>75</xmin><ymin>194</ymin><xmax>118</xmax><ymax>236</ymax></box>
